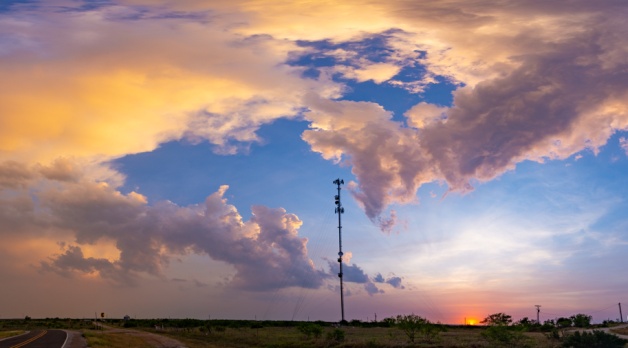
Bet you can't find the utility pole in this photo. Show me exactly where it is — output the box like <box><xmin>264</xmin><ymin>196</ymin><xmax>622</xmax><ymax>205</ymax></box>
<box><xmin>535</xmin><ymin>305</ymin><xmax>541</xmax><ymax>324</ymax></box>
<box><xmin>333</xmin><ymin>178</ymin><xmax>345</xmax><ymax>323</ymax></box>
<box><xmin>619</xmin><ymin>303</ymin><xmax>624</xmax><ymax>323</ymax></box>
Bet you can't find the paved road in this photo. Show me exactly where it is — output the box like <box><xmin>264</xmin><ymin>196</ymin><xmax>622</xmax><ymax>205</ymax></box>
<box><xmin>0</xmin><ymin>330</ymin><xmax>67</xmax><ymax>348</ymax></box>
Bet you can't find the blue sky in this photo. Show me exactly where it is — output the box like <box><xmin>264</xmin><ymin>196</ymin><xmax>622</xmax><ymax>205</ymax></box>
<box><xmin>1</xmin><ymin>0</ymin><xmax>628</xmax><ymax>324</ymax></box>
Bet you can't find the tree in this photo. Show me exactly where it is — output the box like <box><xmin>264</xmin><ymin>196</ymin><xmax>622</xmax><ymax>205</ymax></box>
<box><xmin>481</xmin><ymin>313</ymin><xmax>513</xmax><ymax>326</ymax></box>
<box><xmin>570</xmin><ymin>313</ymin><xmax>592</xmax><ymax>328</ymax></box>
<box><xmin>556</xmin><ymin>317</ymin><xmax>572</xmax><ymax>328</ymax></box>
<box><xmin>395</xmin><ymin>314</ymin><xmax>444</xmax><ymax>343</ymax></box>
<box><xmin>396</xmin><ymin>314</ymin><xmax>428</xmax><ymax>343</ymax></box>
<box><xmin>381</xmin><ymin>317</ymin><xmax>396</xmax><ymax>327</ymax></box>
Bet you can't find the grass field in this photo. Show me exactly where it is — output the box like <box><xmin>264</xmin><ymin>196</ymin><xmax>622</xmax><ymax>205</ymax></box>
<box><xmin>2</xmin><ymin>318</ymin><xmax>626</xmax><ymax>347</ymax></box>
<box><xmin>148</xmin><ymin>325</ymin><xmax>562</xmax><ymax>348</ymax></box>
<box><xmin>0</xmin><ymin>330</ymin><xmax>24</xmax><ymax>339</ymax></box>
<box><xmin>83</xmin><ymin>330</ymin><xmax>155</xmax><ymax>348</ymax></box>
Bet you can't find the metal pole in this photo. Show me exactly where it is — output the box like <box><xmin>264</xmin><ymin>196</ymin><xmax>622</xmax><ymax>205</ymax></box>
<box><xmin>333</xmin><ymin>179</ymin><xmax>345</xmax><ymax>323</ymax></box>
<box><xmin>619</xmin><ymin>303</ymin><xmax>624</xmax><ymax>323</ymax></box>
<box><xmin>535</xmin><ymin>305</ymin><xmax>541</xmax><ymax>324</ymax></box>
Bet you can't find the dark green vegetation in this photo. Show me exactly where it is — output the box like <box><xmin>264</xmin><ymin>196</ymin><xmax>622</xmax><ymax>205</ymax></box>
<box><xmin>0</xmin><ymin>317</ymin><xmax>93</xmax><ymax>330</ymax></box>
<box><xmin>560</xmin><ymin>331</ymin><xmax>628</xmax><ymax>348</ymax></box>
<box><xmin>1</xmin><ymin>313</ymin><xmax>626</xmax><ymax>347</ymax></box>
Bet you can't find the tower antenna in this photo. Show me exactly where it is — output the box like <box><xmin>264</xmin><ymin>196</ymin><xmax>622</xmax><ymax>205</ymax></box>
<box><xmin>535</xmin><ymin>305</ymin><xmax>541</xmax><ymax>324</ymax></box>
<box><xmin>333</xmin><ymin>178</ymin><xmax>346</xmax><ymax>323</ymax></box>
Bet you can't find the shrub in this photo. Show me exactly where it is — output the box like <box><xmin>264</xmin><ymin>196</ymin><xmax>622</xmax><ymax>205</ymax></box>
<box><xmin>297</xmin><ymin>323</ymin><xmax>323</xmax><ymax>339</ymax></box>
<box><xmin>481</xmin><ymin>313</ymin><xmax>512</xmax><ymax>326</ymax></box>
<box><xmin>122</xmin><ymin>320</ymin><xmax>138</xmax><ymax>328</ymax></box>
<box><xmin>481</xmin><ymin>325</ymin><xmax>531</xmax><ymax>348</ymax></box>
<box><xmin>214</xmin><ymin>325</ymin><xmax>226</xmax><ymax>333</ymax></box>
<box><xmin>326</xmin><ymin>328</ymin><xmax>345</xmax><ymax>342</ymax></box>
<box><xmin>561</xmin><ymin>330</ymin><xmax>628</xmax><ymax>348</ymax></box>
<box><xmin>395</xmin><ymin>314</ymin><xmax>444</xmax><ymax>343</ymax></box>
<box><xmin>570</xmin><ymin>314</ymin><xmax>592</xmax><ymax>328</ymax></box>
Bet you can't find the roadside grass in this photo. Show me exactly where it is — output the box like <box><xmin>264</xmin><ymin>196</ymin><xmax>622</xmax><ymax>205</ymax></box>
<box><xmin>83</xmin><ymin>329</ymin><xmax>154</xmax><ymax>348</ymax></box>
<box><xmin>0</xmin><ymin>330</ymin><xmax>24</xmax><ymax>339</ymax></box>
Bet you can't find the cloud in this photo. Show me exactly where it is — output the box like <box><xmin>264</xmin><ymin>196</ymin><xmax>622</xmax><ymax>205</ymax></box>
<box><xmin>373</xmin><ymin>272</ymin><xmax>405</xmax><ymax>289</ymax></box>
<box><xmin>300</xmin><ymin>1</ymin><xmax>628</xmax><ymax>224</ymax></box>
<box><xmin>326</xmin><ymin>261</ymin><xmax>403</xmax><ymax>296</ymax></box>
<box><xmin>342</xmin><ymin>263</ymin><xmax>369</xmax><ymax>284</ymax></box>
<box><xmin>0</xmin><ymin>2</ymin><xmax>341</xmax><ymax>164</ymax></box>
<box><xmin>0</xmin><ymin>161</ymin><xmax>34</xmax><ymax>188</ymax></box>
<box><xmin>364</xmin><ymin>281</ymin><xmax>384</xmax><ymax>296</ymax></box>
<box><xmin>620</xmin><ymin>137</ymin><xmax>628</xmax><ymax>156</ymax></box>
<box><xmin>385</xmin><ymin>276</ymin><xmax>404</xmax><ymax>289</ymax></box>
<box><xmin>1</xmin><ymin>161</ymin><xmax>325</xmax><ymax>290</ymax></box>
<box><xmin>302</xmin><ymin>94</ymin><xmax>436</xmax><ymax>225</ymax></box>
<box><xmin>5</xmin><ymin>1</ymin><xmax>627</xmax><ymax>230</ymax></box>
<box><xmin>40</xmin><ymin>245</ymin><xmax>138</xmax><ymax>285</ymax></box>
<box><xmin>2</xmin><ymin>1</ymin><xmax>628</xmax><ymax>307</ymax></box>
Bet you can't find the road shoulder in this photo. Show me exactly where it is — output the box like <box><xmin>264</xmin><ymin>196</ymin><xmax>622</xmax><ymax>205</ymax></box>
<box><xmin>63</xmin><ymin>330</ymin><xmax>88</xmax><ymax>348</ymax></box>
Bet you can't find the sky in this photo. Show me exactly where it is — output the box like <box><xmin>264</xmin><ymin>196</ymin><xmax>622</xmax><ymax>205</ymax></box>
<box><xmin>1</xmin><ymin>0</ymin><xmax>628</xmax><ymax>325</ymax></box>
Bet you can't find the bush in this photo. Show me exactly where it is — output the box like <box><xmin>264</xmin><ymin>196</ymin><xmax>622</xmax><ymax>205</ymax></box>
<box><xmin>297</xmin><ymin>323</ymin><xmax>323</xmax><ymax>339</ymax></box>
<box><xmin>122</xmin><ymin>320</ymin><xmax>138</xmax><ymax>328</ymax></box>
<box><xmin>570</xmin><ymin>314</ymin><xmax>592</xmax><ymax>328</ymax></box>
<box><xmin>481</xmin><ymin>325</ymin><xmax>530</xmax><ymax>348</ymax></box>
<box><xmin>481</xmin><ymin>313</ymin><xmax>512</xmax><ymax>326</ymax></box>
<box><xmin>395</xmin><ymin>314</ymin><xmax>444</xmax><ymax>343</ymax></box>
<box><xmin>326</xmin><ymin>328</ymin><xmax>345</xmax><ymax>342</ymax></box>
<box><xmin>561</xmin><ymin>330</ymin><xmax>628</xmax><ymax>348</ymax></box>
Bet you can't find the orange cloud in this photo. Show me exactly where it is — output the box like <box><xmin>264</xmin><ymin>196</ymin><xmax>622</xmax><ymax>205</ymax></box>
<box><xmin>0</xmin><ymin>4</ymin><xmax>341</xmax><ymax>165</ymax></box>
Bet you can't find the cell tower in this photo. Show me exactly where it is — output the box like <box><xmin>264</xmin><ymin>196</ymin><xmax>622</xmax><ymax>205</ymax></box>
<box><xmin>333</xmin><ymin>178</ymin><xmax>345</xmax><ymax>323</ymax></box>
<box><xmin>535</xmin><ymin>305</ymin><xmax>541</xmax><ymax>323</ymax></box>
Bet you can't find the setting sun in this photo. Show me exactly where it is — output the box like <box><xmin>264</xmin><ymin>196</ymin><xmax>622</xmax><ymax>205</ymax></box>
<box><xmin>465</xmin><ymin>318</ymin><xmax>479</xmax><ymax>326</ymax></box>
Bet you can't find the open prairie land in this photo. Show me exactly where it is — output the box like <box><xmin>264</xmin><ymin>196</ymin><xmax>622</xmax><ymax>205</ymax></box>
<box><xmin>2</xmin><ymin>319</ymin><xmax>627</xmax><ymax>348</ymax></box>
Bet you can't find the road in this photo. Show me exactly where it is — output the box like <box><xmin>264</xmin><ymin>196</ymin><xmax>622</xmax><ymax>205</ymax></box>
<box><xmin>0</xmin><ymin>330</ymin><xmax>67</xmax><ymax>348</ymax></box>
<box><xmin>570</xmin><ymin>323</ymin><xmax>628</xmax><ymax>340</ymax></box>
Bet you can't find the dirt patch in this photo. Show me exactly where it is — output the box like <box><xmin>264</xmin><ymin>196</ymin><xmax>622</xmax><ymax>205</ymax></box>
<box><xmin>610</xmin><ymin>327</ymin><xmax>628</xmax><ymax>335</ymax></box>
